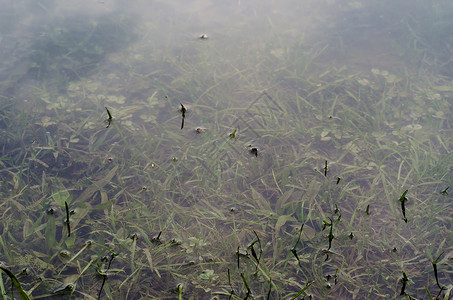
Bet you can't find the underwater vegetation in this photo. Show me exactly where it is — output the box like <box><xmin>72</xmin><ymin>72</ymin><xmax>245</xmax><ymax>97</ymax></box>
<box><xmin>0</xmin><ymin>0</ymin><xmax>452</xmax><ymax>299</ymax></box>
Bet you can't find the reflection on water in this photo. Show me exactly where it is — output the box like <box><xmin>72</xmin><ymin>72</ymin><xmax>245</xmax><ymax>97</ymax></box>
<box><xmin>0</xmin><ymin>0</ymin><xmax>452</xmax><ymax>299</ymax></box>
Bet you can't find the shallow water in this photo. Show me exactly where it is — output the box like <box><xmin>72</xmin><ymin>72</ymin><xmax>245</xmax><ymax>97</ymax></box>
<box><xmin>0</xmin><ymin>0</ymin><xmax>452</xmax><ymax>299</ymax></box>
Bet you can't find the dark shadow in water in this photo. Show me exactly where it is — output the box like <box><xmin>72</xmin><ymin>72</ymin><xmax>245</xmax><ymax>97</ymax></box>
<box><xmin>0</xmin><ymin>7</ymin><xmax>138</xmax><ymax>97</ymax></box>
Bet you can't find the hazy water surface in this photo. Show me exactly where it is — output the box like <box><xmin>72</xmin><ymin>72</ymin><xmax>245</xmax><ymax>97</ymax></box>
<box><xmin>0</xmin><ymin>0</ymin><xmax>452</xmax><ymax>299</ymax></box>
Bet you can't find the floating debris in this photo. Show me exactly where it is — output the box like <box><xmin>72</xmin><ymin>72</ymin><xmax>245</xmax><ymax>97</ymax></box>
<box><xmin>129</xmin><ymin>232</ymin><xmax>141</xmax><ymax>240</ymax></box>
<box><xmin>65</xmin><ymin>201</ymin><xmax>71</xmax><ymax>237</ymax></box>
<box><xmin>59</xmin><ymin>249</ymin><xmax>71</xmax><ymax>257</ymax></box>
<box><xmin>247</xmin><ymin>145</ymin><xmax>259</xmax><ymax>157</ymax></box>
<box><xmin>400</xmin><ymin>271</ymin><xmax>408</xmax><ymax>295</ymax></box>
<box><xmin>229</xmin><ymin>129</ymin><xmax>237</xmax><ymax>139</ymax></box>
<box><xmin>399</xmin><ymin>190</ymin><xmax>408</xmax><ymax>223</ymax></box>
<box><xmin>53</xmin><ymin>283</ymin><xmax>75</xmax><ymax>294</ymax></box>
<box><xmin>83</xmin><ymin>240</ymin><xmax>92</xmax><ymax>247</ymax></box>
<box><xmin>170</xmin><ymin>238</ymin><xmax>182</xmax><ymax>245</ymax></box>
<box><xmin>46</xmin><ymin>206</ymin><xmax>57</xmax><ymax>215</ymax></box>
<box><xmin>334</xmin><ymin>204</ymin><xmax>340</xmax><ymax>214</ymax></box>
<box><xmin>194</xmin><ymin>127</ymin><xmax>207</xmax><ymax>134</ymax></box>
<box><xmin>152</xmin><ymin>231</ymin><xmax>162</xmax><ymax>244</ymax></box>
<box><xmin>179</xmin><ymin>103</ymin><xmax>186</xmax><ymax>129</ymax></box>
<box><xmin>105</xmin><ymin>106</ymin><xmax>113</xmax><ymax>128</ymax></box>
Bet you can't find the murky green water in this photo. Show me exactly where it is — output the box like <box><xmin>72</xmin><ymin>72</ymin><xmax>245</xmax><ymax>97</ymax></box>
<box><xmin>1</xmin><ymin>0</ymin><xmax>452</xmax><ymax>299</ymax></box>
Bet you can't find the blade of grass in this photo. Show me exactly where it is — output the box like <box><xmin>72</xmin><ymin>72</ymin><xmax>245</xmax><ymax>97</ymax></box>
<box><xmin>289</xmin><ymin>281</ymin><xmax>312</xmax><ymax>300</ymax></box>
<box><xmin>241</xmin><ymin>273</ymin><xmax>251</xmax><ymax>299</ymax></box>
<box><xmin>432</xmin><ymin>252</ymin><xmax>444</xmax><ymax>288</ymax></box>
<box><xmin>58</xmin><ymin>240</ymin><xmax>92</xmax><ymax>276</ymax></box>
<box><xmin>291</xmin><ymin>223</ymin><xmax>304</xmax><ymax>265</ymax></box>
<box><xmin>0</xmin><ymin>271</ymin><xmax>6</xmax><ymax>300</ymax></box>
<box><xmin>0</xmin><ymin>267</ymin><xmax>31</xmax><ymax>300</ymax></box>
<box><xmin>0</xmin><ymin>236</ymin><xmax>12</xmax><ymax>263</ymax></box>
<box><xmin>266</xmin><ymin>277</ymin><xmax>272</xmax><ymax>300</ymax></box>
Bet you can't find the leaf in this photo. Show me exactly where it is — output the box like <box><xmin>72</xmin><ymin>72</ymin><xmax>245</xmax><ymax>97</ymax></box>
<box><xmin>251</xmin><ymin>186</ymin><xmax>271</xmax><ymax>212</ymax></box>
<box><xmin>74</xmin><ymin>166</ymin><xmax>118</xmax><ymax>204</ymax></box>
<box><xmin>275</xmin><ymin>189</ymin><xmax>294</xmax><ymax>215</ymax></box>
<box><xmin>22</xmin><ymin>219</ymin><xmax>33</xmax><ymax>240</ymax></box>
<box><xmin>69</xmin><ymin>203</ymin><xmax>91</xmax><ymax>229</ymax></box>
<box><xmin>52</xmin><ymin>189</ymin><xmax>72</xmax><ymax>208</ymax></box>
<box><xmin>143</xmin><ymin>248</ymin><xmax>161</xmax><ymax>277</ymax></box>
<box><xmin>199</xmin><ymin>269</ymin><xmax>217</xmax><ymax>280</ymax></box>
<box><xmin>275</xmin><ymin>215</ymin><xmax>296</xmax><ymax>234</ymax></box>
<box><xmin>93</xmin><ymin>201</ymin><xmax>112</xmax><ymax>210</ymax></box>
<box><xmin>443</xmin><ymin>284</ymin><xmax>452</xmax><ymax>300</ymax></box>
<box><xmin>65</xmin><ymin>233</ymin><xmax>76</xmax><ymax>249</ymax></box>
<box><xmin>100</xmin><ymin>190</ymin><xmax>110</xmax><ymax>215</ymax></box>
<box><xmin>0</xmin><ymin>235</ymin><xmax>12</xmax><ymax>262</ymax></box>
<box><xmin>302</xmin><ymin>180</ymin><xmax>320</xmax><ymax>203</ymax></box>
<box><xmin>290</xmin><ymin>282</ymin><xmax>312</xmax><ymax>300</ymax></box>
<box><xmin>300</xmin><ymin>224</ymin><xmax>316</xmax><ymax>241</ymax></box>
<box><xmin>302</xmin><ymin>179</ymin><xmax>323</xmax><ymax>219</ymax></box>
<box><xmin>0</xmin><ymin>267</ymin><xmax>31</xmax><ymax>300</ymax></box>
<box><xmin>45</xmin><ymin>215</ymin><xmax>57</xmax><ymax>249</ymax></box>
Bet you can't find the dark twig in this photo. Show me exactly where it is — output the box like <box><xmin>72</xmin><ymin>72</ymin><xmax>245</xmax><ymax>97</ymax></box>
<box><xmin>65</xmin><ymin>201</ymin><xmax>71</xmax><ymax>237</ymax></box>
<box><xmin>98</xmin><ymin>249</ymin><xmax>117</xmax><ymax>300</ymax></box>
<box><xmin>105</xmin><ymin>107</ymin><xmax>113</xmax><ymax>128</ymax></box>
<box><xmin>180</xmin><ymin>103</ymin><xmax>186</xmax><ymax>129</ymax></box>
<box><xmin>399</xmin><ymin>190</ymin><xmax>408</xmax><ymax>223</ymax></box>
<box><xmin>400</xmin><ymin>271</ymin><xmax>408</xmax><ymax>295</ymax></box>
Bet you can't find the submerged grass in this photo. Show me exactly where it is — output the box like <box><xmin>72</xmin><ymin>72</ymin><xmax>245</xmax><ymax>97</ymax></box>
<box><xmin>0</xmin><ymin>1</ymin><xmax>452</xmax><ymax>299</ymax></box>
<box><xmin>0</xmin><ymin>266</ymin><xmax>31</xmax><ymax>300</ymax></box>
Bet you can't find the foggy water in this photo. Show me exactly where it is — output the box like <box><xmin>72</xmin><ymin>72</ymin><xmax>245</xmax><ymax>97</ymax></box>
<box><xmin>0</xmin><ymin>0</ymin><xmax>452</xmax><ymax>299</ymax></box>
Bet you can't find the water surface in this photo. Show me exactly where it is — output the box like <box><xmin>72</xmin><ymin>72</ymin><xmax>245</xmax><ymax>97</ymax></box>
<box><xmin>0</xmin><ymin>0</ymin><xmax>452</xmax><ymax>299</ymax></box>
